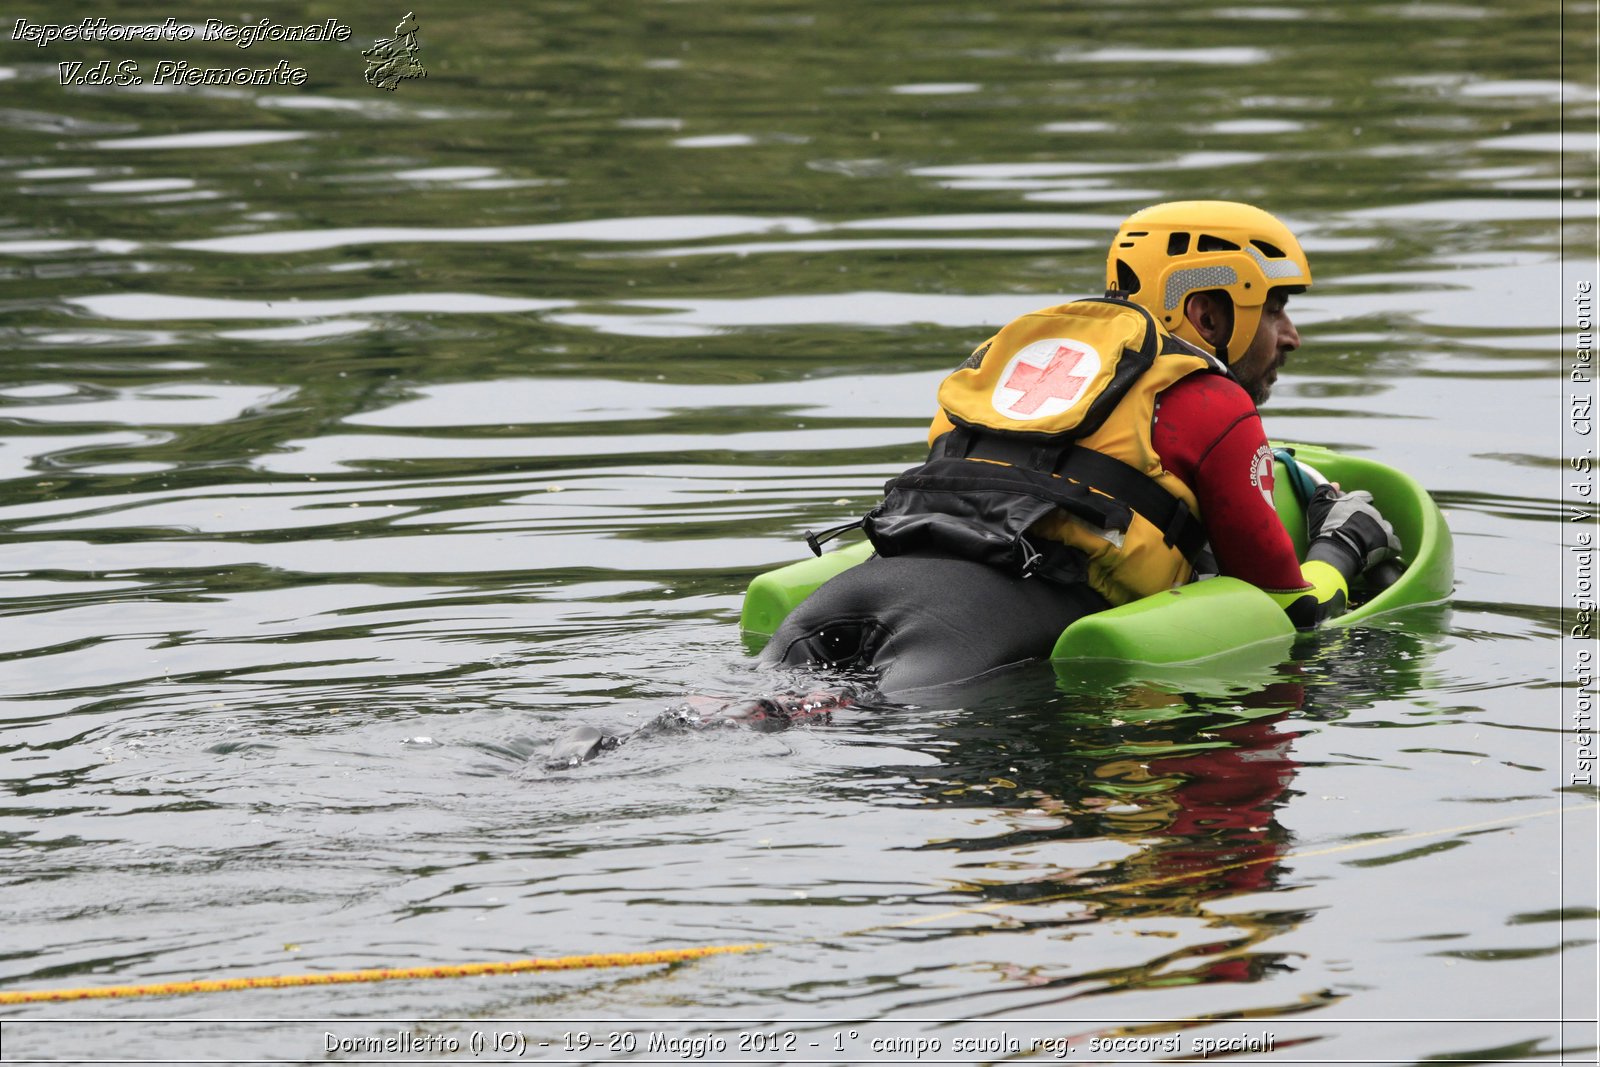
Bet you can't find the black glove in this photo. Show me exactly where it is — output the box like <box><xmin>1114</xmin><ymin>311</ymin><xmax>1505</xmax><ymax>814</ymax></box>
<box><xmin>1306</xmin><ymin>484</ymin><xmax>1401</xmax><ymax>576</ymax></box>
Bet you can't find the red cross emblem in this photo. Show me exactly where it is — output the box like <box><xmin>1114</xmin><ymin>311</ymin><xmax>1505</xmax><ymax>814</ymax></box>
<box><xmin>1250</xmin><ymin>443</ymin><xmax>1276</xmax><ymax>510</ymax></box>
<box><xmin>1001</xmin><ymin>344</ymin><xmax>1092</xmax><ymax>417</ymax></box>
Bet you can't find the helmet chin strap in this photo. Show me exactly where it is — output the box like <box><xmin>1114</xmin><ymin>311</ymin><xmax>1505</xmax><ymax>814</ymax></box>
<box><xmin>1226</xmin><ymin>303</ymin><xmax>1264</xmax><ymax>367</ymax></box>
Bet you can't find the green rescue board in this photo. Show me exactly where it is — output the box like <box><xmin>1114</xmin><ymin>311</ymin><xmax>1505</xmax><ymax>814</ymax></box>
<box><xmin>739</xmin><ymin>443</ymin><xmax>1453</xmax><ymax>669</ymax></box>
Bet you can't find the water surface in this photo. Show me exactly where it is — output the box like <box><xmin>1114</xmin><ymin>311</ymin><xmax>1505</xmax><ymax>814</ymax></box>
<box><xmin>0</xmin><ymin>1</ymin><xmax>1595</xmax><ymax>1061</ymax></box>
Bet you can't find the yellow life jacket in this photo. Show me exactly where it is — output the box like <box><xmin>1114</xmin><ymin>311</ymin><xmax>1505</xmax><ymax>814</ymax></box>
<box><xmin>851</xmin><ymin>297</ymin><xmax>1224</xmax><ymax>603</ymax></box>
<box><xmin>1021</xmin><ymin>347</ymin><xmax>1211</xmax><ymax>604</ymax></box>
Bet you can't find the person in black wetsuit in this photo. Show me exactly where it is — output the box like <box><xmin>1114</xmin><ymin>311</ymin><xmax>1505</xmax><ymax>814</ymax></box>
<box><xmin>756</xmin><ymin>201</ymin><xmax>1400</xmax><ymax>695</ymax></box>
<box><xmin>758</xmin><ymin>555</ymin><xmax>1110</xmax><ymax>694</ymax></box>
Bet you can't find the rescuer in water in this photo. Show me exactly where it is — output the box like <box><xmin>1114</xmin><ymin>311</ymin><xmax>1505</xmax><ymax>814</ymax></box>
<box><xmin>757</xmin><ymin>201</ymin><xmax>1400</xmax><ymax>694</ymax></box>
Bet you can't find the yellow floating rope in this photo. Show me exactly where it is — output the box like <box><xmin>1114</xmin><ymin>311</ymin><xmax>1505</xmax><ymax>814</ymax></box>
<box><xmin>0</xmin><ymin>944</ymin><xmax>766</xmax><ymax>1006</ymax></box>
<box><xmin>4</xmin><ymin>802</ymin><xmax>1592</xmax><ymax>1006</ymax></box>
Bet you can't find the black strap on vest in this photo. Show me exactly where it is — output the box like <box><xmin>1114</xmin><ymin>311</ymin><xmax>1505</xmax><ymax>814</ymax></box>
<box><xmin>938</xmin><ymin>425</ymin><xmax>1207</xmax><ymax>562</ymax></box>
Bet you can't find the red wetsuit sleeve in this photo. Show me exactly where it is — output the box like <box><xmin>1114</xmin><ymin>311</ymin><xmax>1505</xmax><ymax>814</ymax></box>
<box><xmin>1151</xmin><ymin>375</ymin><xmax>1310</xmax><ymax>592</ymax></box>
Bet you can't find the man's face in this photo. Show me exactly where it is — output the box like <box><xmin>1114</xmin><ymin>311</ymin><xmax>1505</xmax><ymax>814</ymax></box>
<box><xmin>1231</xmin><ymin>289</ymin><xmax>1301</xmax><ymax>406</ymax></box>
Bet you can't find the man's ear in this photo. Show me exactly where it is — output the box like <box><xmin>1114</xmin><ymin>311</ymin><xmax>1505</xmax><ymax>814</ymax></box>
<box><xmin>1184</xmin><ymin>292</ymin><xmax>1230</xmax><ymax>348</ymax></box>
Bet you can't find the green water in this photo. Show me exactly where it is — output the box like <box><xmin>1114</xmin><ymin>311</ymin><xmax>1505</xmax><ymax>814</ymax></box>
<box><xmin>1</xmin><ymin>1</ymin><xmax>1596</xmax><ymax>1061</ymax></box>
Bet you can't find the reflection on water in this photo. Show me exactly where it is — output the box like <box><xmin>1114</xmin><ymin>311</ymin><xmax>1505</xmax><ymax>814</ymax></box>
<box><xmin>0</xmin><ymin>0</ymin><xmax>1593</xmax><ymax>1060</ymax></box>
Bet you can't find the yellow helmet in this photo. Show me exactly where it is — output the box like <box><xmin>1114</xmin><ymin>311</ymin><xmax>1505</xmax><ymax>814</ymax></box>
<box><xmin>1105</xmin><ymin>201</ymin><xmax>1312</xmax><ymax>363</ymax></box>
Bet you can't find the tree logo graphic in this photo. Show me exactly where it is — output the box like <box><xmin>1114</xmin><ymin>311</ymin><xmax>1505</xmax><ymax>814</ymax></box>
<box><xmin>363</xmin><ymin>12</ymin><xmax>426</xmax><ymax>91</ymax></box>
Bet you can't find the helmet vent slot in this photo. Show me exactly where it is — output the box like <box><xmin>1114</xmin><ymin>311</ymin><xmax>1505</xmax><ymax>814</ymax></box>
<box><xmin>1115</xmin><ymin>259</ymin><xmax>1141</xmax><ymax>294</ymax></box>
<box><xmin>1251</xmin><ymin>239</ymin><xmax>1287</xmax><ymax>258</ymax></box>
<box><xmin>1196</xmin><ymin>234</ymin><xmax>1240</xmax><ymax>252</ymax></box>
<box><xmin>1166</xmin><ymin>232</ymin><xmax>1190</xmax><ymax>256</ymax></box>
